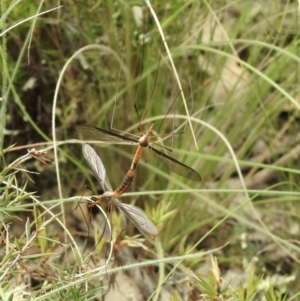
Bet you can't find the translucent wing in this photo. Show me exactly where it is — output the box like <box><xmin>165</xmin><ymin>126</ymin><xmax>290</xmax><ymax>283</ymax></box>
<box><xmin>82</xmin><ymin>144</ymin><xmax>107</xmax><ymax>192</ymax></box>
<box><xmin>112</xmin><ymin>199</ymin><xmax>158</xmax><ymax>236</ymax></box>
<box><xmin>76</xmin><ymin>124</ymin><xmax>138</xmax><ymax>145</ymax></box>
<box><xmin>149</xmin><ymin>146</ymin><xmax>202</xmax><ymax>182</ymax></box>
<box><xmin>78</xmin><ymin>125</ymin><xmax>201</xmax><ymax>182</ymax></box>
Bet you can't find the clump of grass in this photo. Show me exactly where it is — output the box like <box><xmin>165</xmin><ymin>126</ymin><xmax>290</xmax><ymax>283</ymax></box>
<box><xmin>1</xmin><ymin>0</ymin><xmax>300</xmax><ymax>300</ymax></box>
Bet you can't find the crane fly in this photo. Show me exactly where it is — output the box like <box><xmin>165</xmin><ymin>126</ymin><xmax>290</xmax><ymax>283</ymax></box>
<box><xmin>76</xmin><ymin>123</ymin><xmax>202</xmax><ymax>197</ymax></box>
<box><xmin>82</xmin><ymin>143</ymin><xmax>158</xmax><ymax>236</ymax></box>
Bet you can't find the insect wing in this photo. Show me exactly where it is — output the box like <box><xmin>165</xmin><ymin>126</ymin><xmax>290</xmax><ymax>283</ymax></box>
<box><xmin>113</xmin><ymin>200</ymin><xmax>158</xmax><ymax>236</ymax></box>
<box><xmin>149</xmin><ymin>146</ymin><xmax>202</xmax><ymax>182</ymax></box>
<box><xmin>76</xmin><ymin>124</ymin><xmax>138</xmax><ymax>145</ymax></box>
<box><xmin>78</xmin><ymin>125</ymin><xmax>201</xmax><ymax>182</ymax></box>
<box><xmin>82</xmin><ymin>144</ymin><xmax>107</xmax><ymax>192</ymax></box>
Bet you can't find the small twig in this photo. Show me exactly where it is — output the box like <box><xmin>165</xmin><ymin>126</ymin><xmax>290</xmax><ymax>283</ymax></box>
<box><xmin>27</xmin><ymin>148</ymin><xmax>52</xmax><ymax>165</ymax></box>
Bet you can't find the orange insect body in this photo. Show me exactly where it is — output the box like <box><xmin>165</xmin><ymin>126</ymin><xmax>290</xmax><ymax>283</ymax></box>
<box><xmin>111</xmin><ymin>124</ymin><xmax>154</xmax><ymax>198</ymax></box>
<box><xmin>82</xmin><ymin>144</ymin><xmax>158</xmax><ymax>236</ymax></box>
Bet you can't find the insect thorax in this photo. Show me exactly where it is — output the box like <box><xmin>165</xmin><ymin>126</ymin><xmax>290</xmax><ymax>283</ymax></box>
<box><xmin>102</xmin><ymin>191</ymin><xmax>114</xmax><ymax>199</ymax></box>
<box><xmin>138</xmin><ymin>135</ymin><xmax>149</xmax><ymax>148</ymax></box>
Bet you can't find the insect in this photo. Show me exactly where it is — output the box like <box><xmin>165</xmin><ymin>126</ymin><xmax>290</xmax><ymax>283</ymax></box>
<box><xmin>76</xmin><ymin>123</ymin><xmax>202</xmax><ymax>200</ymax></box>
<box><xmin>82</xmin><ymin>143</ymin><xmax>158</xmax><ymax>236</ymax></box>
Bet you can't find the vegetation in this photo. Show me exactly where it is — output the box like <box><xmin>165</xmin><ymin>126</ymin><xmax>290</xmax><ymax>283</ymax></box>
<box><xmin>1</xmin><ymin>0</ymin><xmax>300</xmax><ymax>300</ymax></box>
